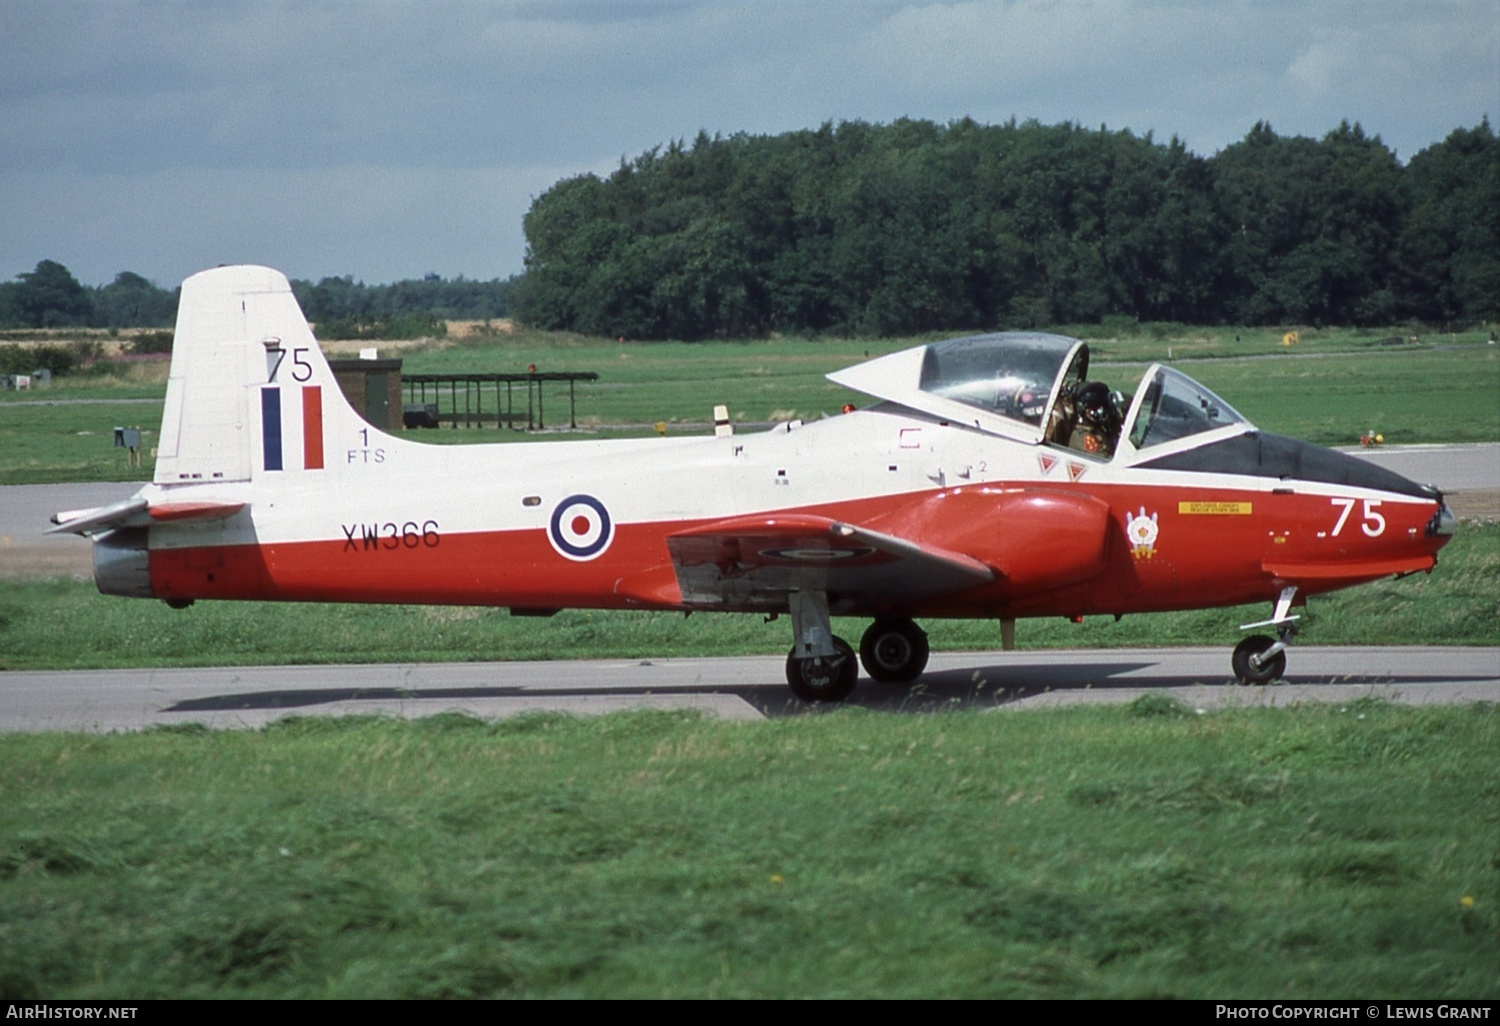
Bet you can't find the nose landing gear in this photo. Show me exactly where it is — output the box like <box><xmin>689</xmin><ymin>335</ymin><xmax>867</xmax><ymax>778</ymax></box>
<box><xmin>1234</xmin><ymin>585</ymin><xmax>1299</xmax><ymax>685</ymax></box>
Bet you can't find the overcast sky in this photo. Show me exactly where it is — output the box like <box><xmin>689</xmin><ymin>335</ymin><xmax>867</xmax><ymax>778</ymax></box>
<box><xmin>2</xmin><ymin>0</ymin><xmax>1494</xmax><ymax>288</ymax></box>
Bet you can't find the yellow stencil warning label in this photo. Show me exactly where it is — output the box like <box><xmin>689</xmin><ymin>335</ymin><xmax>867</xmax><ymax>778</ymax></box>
<box><xmin>1178</xmin><ymin>501</ymin><xmax>1253</xmax><ymax>515</ymax></box>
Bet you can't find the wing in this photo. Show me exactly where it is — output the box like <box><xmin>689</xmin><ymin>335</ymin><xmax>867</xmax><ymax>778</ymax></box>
<box><xmin>660</xmin><ymin>512</ymin><xmax>994</xmax><ymax>609</ymax></box>
<box><xmin>609</xmin><ymin>487</ymin><xmax>1112</xmax><ymax>611</ymax></box>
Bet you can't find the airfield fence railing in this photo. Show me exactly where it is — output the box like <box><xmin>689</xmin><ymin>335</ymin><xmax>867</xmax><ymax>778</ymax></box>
<box><xmin>401</xmin><ymin>372</ymin><xmax>598</xmax><ymax>431</ymax></box>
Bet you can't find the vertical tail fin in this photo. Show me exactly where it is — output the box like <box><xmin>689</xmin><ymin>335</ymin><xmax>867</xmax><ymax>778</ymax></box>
<box><xmin>155</xmin><ymin>265</ymin><xmax>362</xmax><ymax>485</ymax></box>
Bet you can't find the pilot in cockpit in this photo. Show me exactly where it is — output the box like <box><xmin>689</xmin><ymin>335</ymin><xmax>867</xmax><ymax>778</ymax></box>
<box><xmin>1048</xmin><ymin>380</ymin><xmax>1124</xmax><ymax>458</ymax></box>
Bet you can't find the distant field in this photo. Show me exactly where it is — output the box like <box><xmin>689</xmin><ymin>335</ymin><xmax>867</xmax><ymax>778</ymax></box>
<box><xmin>0</xmin><ymin>325</ymin><xmax>1496</xmax><ymax>485</ymax></box>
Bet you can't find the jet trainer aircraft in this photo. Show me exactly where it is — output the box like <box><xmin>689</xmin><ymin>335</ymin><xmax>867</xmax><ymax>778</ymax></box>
<box><xmin>53</xmin><ymin>266</ymin><xmax>1455</xmax><ymax>701</ymax></box>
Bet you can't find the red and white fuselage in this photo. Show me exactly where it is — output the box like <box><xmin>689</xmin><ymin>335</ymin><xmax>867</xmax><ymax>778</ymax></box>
<box><xmin>54</xmin><ymin>266</ymin><xmax>1453</xmax><ymax>696</ymax></box>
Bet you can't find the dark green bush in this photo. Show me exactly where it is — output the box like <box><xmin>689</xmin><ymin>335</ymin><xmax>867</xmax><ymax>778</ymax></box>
<box><xmin>126</xmin><ymin>330</ymin><xmax>174</xmax><ymax>354</ymax></box>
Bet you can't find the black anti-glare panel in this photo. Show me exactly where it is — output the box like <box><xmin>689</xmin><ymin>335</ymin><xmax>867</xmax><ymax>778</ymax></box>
<box><xmin>1139</xmin><ymin>432</ymin><xmax>1434</xmax><ymax>498</ymax></box>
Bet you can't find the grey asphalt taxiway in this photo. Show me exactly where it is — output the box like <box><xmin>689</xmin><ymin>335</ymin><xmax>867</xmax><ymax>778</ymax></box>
<box><xmin>4</xmin><ymin>647</ymin><xmax>1497</xmax><ymax>732</ymax></box>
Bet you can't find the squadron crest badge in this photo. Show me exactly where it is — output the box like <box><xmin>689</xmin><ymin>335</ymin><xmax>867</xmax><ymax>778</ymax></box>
<box><xmin>1126</xmin><ymin>506</ymin><xmax>1159</xmax><ymax>559</ymax></box>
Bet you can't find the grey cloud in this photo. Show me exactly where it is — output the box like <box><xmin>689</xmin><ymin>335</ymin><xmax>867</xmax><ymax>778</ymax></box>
<box><xmin>0</xmin><ymin>0</ymin><xmax>1491</xmax><ymax>285</ymax></box>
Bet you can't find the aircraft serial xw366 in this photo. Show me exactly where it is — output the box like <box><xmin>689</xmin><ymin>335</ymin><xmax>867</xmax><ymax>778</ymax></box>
<box><xmin>53</xmin><ymin>265</ymin><xmax>1455</xmax><ymax>701</ymax></box>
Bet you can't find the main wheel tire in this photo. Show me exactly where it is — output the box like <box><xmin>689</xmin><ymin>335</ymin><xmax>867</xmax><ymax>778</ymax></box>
<box><xmin>859</xmin><ymin>619</ymin><xmax>930</xmax><ymax>683</ymax></box>
<box><xmin>1232</xmin><ymin>634</ymin><xmax>1286</xmax><ymax>685</ymax></box>
<box><xmin>786</xmin><ymin>637</ymin><xmax>858</xmax><ymax>702</ymax></box>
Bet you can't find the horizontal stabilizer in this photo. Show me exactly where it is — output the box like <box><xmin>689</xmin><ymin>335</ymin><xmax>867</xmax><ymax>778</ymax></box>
<box><xmin>49</xmin><ymin>497</ymin><xmax>247</xmax><ymax>535</ymax></box>
<box><xmin>47</xmin><ymin>497</ymin><xmax>149</xmax><ymax>536</ymax></box>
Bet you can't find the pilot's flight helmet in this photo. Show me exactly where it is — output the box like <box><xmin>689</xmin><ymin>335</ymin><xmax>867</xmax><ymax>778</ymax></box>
<box><xmin>1078</xmin><ymin>381</ymin><xmax>1112</xmax><ymax>421</ymax></box>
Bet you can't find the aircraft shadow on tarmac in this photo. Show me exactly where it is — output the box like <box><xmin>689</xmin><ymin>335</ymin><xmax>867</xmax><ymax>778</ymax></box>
<box><xmin>163</xmin><ymin>660</ymin><xmax>1496</xmax><ymax>720</ymax></box>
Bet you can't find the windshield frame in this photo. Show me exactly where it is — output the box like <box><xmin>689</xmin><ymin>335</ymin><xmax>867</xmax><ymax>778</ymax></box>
<box><xmin>1111</xmin><ymin>363</ymin><xmax>1256</xmax><ymax>465</ymax></box>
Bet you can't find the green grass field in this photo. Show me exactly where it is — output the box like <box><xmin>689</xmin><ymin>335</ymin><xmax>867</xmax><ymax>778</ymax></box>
<box><xmin>2</xmin><ymin>701</ymin><xmax>1495</xmax><ymax>998</ymax></box>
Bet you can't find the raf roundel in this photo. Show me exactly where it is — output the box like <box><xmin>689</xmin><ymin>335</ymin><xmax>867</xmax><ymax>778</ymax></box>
<box><xmin>549</xmin><ymin>494</ymin><xmax>615</xmax><ymax>561</ymax></box>
<box><xmin>758</xmin><ymin>546</ymin><xmax>876</xmax><ymax>563</ymax></box>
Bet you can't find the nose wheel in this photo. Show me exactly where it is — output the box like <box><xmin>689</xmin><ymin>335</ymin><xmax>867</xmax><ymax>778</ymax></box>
<box><xmin>1232</xmin><ymin>634</ymin><xmax>1287</xmax><ymax>685</ymax></box>
<box><xmin>1234</xmin><ymin>585</ymin><xmax>1299</xmax><ymax>685</ymax></box>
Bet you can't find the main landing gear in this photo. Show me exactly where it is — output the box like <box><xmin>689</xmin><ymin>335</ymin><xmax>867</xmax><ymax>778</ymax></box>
<box><xmin>784</xmin><ymin>591</ymin><xmax>857</xmax><ymax>702</ymax></box>
<box><xmin>1234</xmin><ymin>585</ymin><xmax>1299</xmax><ymax>685</ymax></box>
<box><xmin>859</xmin><ymin>618</ymin><xmax>930</xmax><ymax>683</ymax></box>
<box><xmin>785</xmin><ymin>637</ymin><xmax>858</xmax><ymax>702</ymax></box>
<box><xmin>783</xmin><ymin>592</ymin><xmax>931</xmax><ymax>702</ymax></box>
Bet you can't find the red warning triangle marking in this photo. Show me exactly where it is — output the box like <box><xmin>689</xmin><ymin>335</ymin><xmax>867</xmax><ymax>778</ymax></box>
<box><xmin>1067</xmin><ymin>461</ymin><xmax>1088</xmax><ymax>481</ymax></box>
<box><xmin>1037</xmin><ymin>453</ymin><xmax>1058</xmax><ymax>474</ymax></box>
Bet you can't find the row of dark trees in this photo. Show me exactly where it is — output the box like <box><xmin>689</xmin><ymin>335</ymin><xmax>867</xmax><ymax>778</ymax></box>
<box><xmin>514</xmin><ymin>117</ymin><xmax>1499</xmax><ymax>339</ymax></box>
<box><xmin>0</xmin><ymin>263</ymin><xmax>171</xmax><ymax>330</ymax></box>
<box><xmin>0</xmin><ymin>264</ymin><xmax>516</xmax><ymax>332</ymax></box>
<box><xmin>292</xmin><ymin>274</ymin><xmax>516</xmax><ymax>327</ymax></box>
<box><xmin>5</xmin><ymin>117</ymin><xmax>1493</xmax><ymax>340</ymax></box>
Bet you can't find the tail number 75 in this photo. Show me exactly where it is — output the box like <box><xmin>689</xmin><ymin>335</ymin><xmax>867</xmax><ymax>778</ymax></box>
<box><xmin>1330</xmin><ymin>497</ymin><xmax>1385</xmax><ymax>537</ymax></box>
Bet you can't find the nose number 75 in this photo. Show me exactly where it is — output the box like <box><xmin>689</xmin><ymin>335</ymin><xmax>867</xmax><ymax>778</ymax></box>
<box><xmin>1330</xmin><ymin>497</ymin><xmax>1385</xmax><ymax>537</ymax></box>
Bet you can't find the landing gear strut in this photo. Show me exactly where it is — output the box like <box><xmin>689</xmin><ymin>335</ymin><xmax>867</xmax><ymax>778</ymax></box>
<box><xmin>784</xmin><ymin>590</ymin><xmax>857</xmax><ymax>702</ymax></box>
<box><xmin>1234</xmin><ymin>585</ymin><xmax>1299</xmax><ymax>685</ymax></box>
<box><xmin>859</xmin><ymin>618</ymin><xmax>929</xmax><ymax>683</ymax></box>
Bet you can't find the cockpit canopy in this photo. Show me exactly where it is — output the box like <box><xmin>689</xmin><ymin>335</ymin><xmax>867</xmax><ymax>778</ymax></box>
<box><xmin>917</xmin><ymin>333</ymin><xmax>1076</xmax><ymax>427</ymax></box>
<box><xmin>827</xmin><ymin>332</ymin><xmax>1435</xmax><ymax>497</ymax></box>
<box><xmin>827</xmin><ymin>331</ymin><xmax>1253</xmax><ymax>461</ymax></box>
